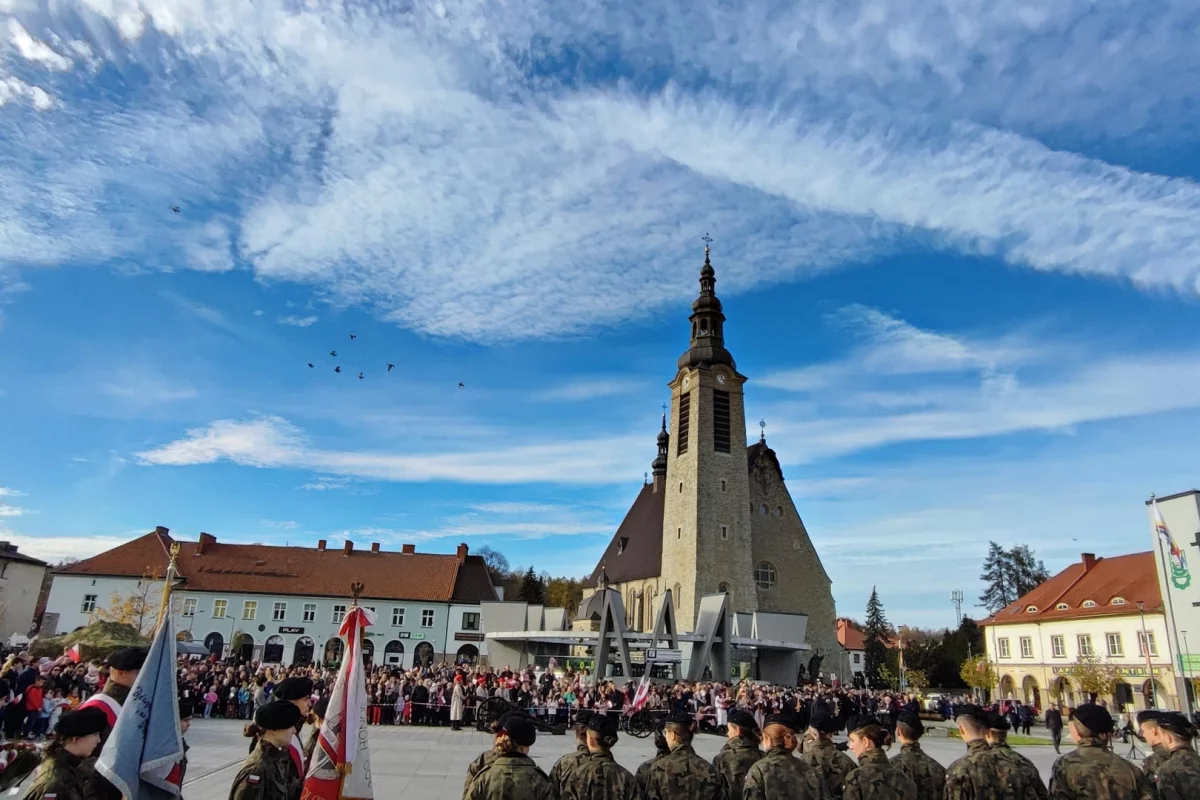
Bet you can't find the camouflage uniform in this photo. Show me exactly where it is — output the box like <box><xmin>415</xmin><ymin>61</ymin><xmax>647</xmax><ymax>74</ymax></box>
<box><xmin>743</xmin><ymin>745</ymin><xmax>827</xmax><ymax>800</ymax></box>
<box><xmin>561</xmin><ymin>751</ymin><xmax>641</xmax><ymax>800</ymax></box>
<box><xmin>640</xmin><ymin>744</ymin><xmax>726</xmax><ymax>800</ymax></box>
<box><xmin>1142</xmin><ymin>744</ymin><xmax>1167</xmax><ymax>783</ymax></box>
<box><xmin>800</xmin><ymin>738</ymin><xmax>857</xmax><ymax>799</ymax></box>
<box><xmin>990</xmin><ymin>743</ymin><xmax>1048</xmax><ymax>800</ymax></box>
<box><xmin>636</xmin><ymin>751</ymin><xmax>670</xmax><ymax>791</ymax></box>
<box><xmin>890</xmin><ymin>742</ymin><xmax>945</xmax><ymax>800</ymax></box>
<box><xmin>464</xmin><ymin>752</ymin><xmax>555</xmax><ymax>800</ymax></box>
<box><xmin>549</xmin><ymin>743</ymin><xmax>592</xmax><ymax>795</ymax></box>
<box><xmin>20</xmin><ymin>752</ymin><xmax>91</xmax><ymax>800</ymax></box>
<box><xmin>464</xmin><ymin>747</ymin><xmax>503</xmax><ymax>800</ymax></box>
<box><xmin>1047</xmin><ymin>738</ymin><xmax>1154</xmax><ymax>800</ymax></box>
<box><xmin>945</xmin><ymin>739</ymin><xmax>1032</xmax><ymax>800</ymax></box>
<box><xmin>1151</xmin><ymin>745</ymin><xmax>1200</xmax><ymax>800</ymax></box>
<box><xmin>841</xmin><ymin>748</ymin><xmax>916</xmax><ymax>800</ymax></box>
<box><xmin>712</xmin><ymin>737</ymin><xmax>763</xmax><ymax>796</ymax></box>
<box><xmin>228</xmin><ymin>741</ymin><xmax>303</xmax><ymax>800</ymax></box>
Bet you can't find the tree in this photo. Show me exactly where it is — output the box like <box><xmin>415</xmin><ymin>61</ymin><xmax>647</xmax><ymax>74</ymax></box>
<box><xmin>519</xmin><ymin>567</ymin><xmax>546</xmax><ymax>604</ymax></box>
<box><xmin>877</xmin><ymin>665</ymin><xmax>897</xmax><ymax>690</ymax></box>
<box><xmin>475</xmin><ymin>546</ymin><xmax>510</xmax><ymax>580</ymax></box>
<box><xmin>1068</xmin><ymin>653</ymin><xmax>1119</xmax><ymax>702</ymax></box>
<box><xmin>863</xmin><ymin>586</ymin><xmax>892</xmax><ymax>689</ymax></box>
<box><xmin>545</xmin><ymin>577</ymin><xmax>584</xmax><ymax>616</ymax></box>
<box><xmin>979</xmin><ymin>542</ymin><xmax>1051</xmax><ymax>613</ymax></box>
<box><xmin>1008</xmin><ymin>545</ymin><xmax>1050</xmax><ymax>599</ymax></box>
<box><xmin>96</xmin><ymin>568</ymin><xmax>164</xmax><ymax>636</ymax></box>
<box><xmin>960</xmin><ymin>655</ymin><xmax>997</xmax><ymax>692</ymax></box>
<box><xmin>905</xmin><ymin>668</ymin><xmax>929</xmax><ymax>691</ymax></box>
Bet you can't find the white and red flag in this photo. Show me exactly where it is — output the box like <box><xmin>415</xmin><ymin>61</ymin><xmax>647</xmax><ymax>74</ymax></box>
<box><xmin>630</xmin><ymin>671</ymin><xmax>652</xmax><ymax>712</ymax></box>
<box><xmin>302</xmin><ymin>605</ymin><xmax>376</xmax><ymax>800</ymax></box>
<box><xmin>67</xmin><ymin>644</ymin><xmax>81</xmax><ymax>663</ymax></box>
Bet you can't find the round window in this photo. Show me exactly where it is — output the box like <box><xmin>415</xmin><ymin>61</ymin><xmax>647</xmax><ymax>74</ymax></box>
<box><xmin>754</xmin><ymin>561</ymin><xmax>777</xmax><ymax>590</ymax></box>
<box><xmin>718</xmin><ymin>582</ymin><xmax>731</xmax><ymax>594</ymax></box>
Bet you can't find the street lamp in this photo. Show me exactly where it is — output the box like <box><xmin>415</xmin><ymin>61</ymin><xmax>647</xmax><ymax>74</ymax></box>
<box><xmin>1138</xmin><ymin>600</ymin><xmax>1156</xmax><ymax>709</ymax></box>
<box><xmin>1183</xmin><ymin>630</ymin><xmax>1193</xmax><ymax>713</ymax></box>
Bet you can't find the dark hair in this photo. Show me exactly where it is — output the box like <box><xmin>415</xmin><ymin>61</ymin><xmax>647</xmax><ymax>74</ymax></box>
<box><xmin>958</xmin><ymin>716</ymin><xmax>988</xmax><ymax>738</ymax></box>
<box><xmin>854</xmin><ymin>723</ymin><xmax>893</xmax><ymax>749</ymax></box>
<box><xmin>897</xmin><ymin>721</ymin><xmax>922</xmax><ymax>741</ymax></box>
<box><xmin>666</xmin><ymin>724</ymin><xmax>694</xmax><ymax>746</ymax></box>
<box><xmin>653</xmin><ymin>729</ymin><xmax>669</xmax><ymax>755</ymax></box>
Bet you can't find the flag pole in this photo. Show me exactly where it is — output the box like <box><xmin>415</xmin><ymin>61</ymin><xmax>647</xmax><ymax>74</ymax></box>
<box><xmin>154</xmin><ymin>543</ymin><xmax>181</xmax><ymax>635</ymax></box>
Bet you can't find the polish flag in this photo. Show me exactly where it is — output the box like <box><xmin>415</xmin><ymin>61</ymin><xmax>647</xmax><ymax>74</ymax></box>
<box><xmin>67</xmin><ymin>645</ymin><xmax>81</xmax><ymax>664</ymax></box>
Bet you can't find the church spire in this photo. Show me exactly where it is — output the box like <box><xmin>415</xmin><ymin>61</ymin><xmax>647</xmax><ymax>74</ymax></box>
<box><xmin>651</xmin><ymin>412</ymin><xmax>669</xmax><ymax>489</ymax></box>
<box><xmin>677</xmin><ymin>234</ymin><xmax>735</xmax><ymax>370</ymax></box>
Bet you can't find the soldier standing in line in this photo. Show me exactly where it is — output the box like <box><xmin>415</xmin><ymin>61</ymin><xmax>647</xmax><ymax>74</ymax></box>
<box><xmin>562</xmin><ymin>714</ymin><xmax>640</xmax><ymax>800</ymax></box>
<box><xmin>302</xmin><ymin>697</ymin><xmax>329</xmax><ymax>769</ymax></box>
<box><xmin>840</xmin><ymin>713</ymin><xmax>916</xmax><ymax>800</ymax></box>
<box><xmin>1145</xmin><ymin>711</ymin><xmax>1200</xmax><ymax>799</ymax></box>
<box><xmin>640</xmin><ymin>709</ymin><xmax>727</xmax><ymax>800</ymax></box>
<box><xmin>635</xmin><ymin>723</ymin><xmax>671</xmax><ymax>790</ymax></box>
<box><xmin>943</xmin><ymin>704</ymin><xmax>1027</xmax><ymax>800</ymax></box>
<box><xmin>712</xmin><ymin>710</ymin><xmax>763</xmax><ymax>796</ymax></box>
<box><xmin>464</xmin><ymin>715</ymin><xmax>554</xmax><ymax>800</ymax></box>
<box><xmin>985</xmin><ymin>711</ymin><xmax>1048</xmax><ymax>800</ymax></box>
<box><xmin>229</xmin><ymin>701</ymin><xmax>306</xmax><ymax>800</ymax></box>
<box><xmin>20</xmin><ymin>707</ymin><xmax>107</xmax><ymax>800</ymax></box>
<box><xmin>465</xmin><ymin>715</ymin><xmax>511</xmax><ymax>798</ymax></box>
<box><xmin>889</xmin><ymin>711</ymin><xmax>945</xmax><ymax>800</ymax></box>
<box><xmin>799</xmin><ymin>710</ymin><xmax>857</xmax><ymax>799</ymax></box>
<box><xmin>549</xmin><ymin>709</ymin><xmax>594</xmax><ymax>793</ymax></box>
<box><xmin>1046</xmin><ymin>703</ymin><xmax>1154</xmax><ymax>800</ymax></box>
<box><xmin>743</xmin><ymin>712</ymin><xmax>827</xmax><ymax>800</ymax></box>
<box><xmin>1136</xmin><ymin>710</ymin><xmax>1168</xmax><ymax>782</ymax></box>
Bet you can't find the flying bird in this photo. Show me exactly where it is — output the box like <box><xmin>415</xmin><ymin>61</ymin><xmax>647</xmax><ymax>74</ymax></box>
<box><xmin>358</xmin><ymin>372</ymin><xmax>365</xmax><ymax>380</ymax></box>
<box><xmin>170</xmin><ymin>206</ymin><xmax>180</xmax><ymax>213</ymax></box>
<box><xmin>334</xmin><ymin>366</ymin><xmax>341</xmax><ymax>373</ymax></box>
<box><xmin>349</xmin><ymin>334</ymin><xmax>357</xmax><ymax>340</ymax></box>
<box><xmin>330</xmin><ymin>350</ymin><xmax>337</xmax><ymax>357</ymax></box>
<box><xmin>307</xmin><ymin>363</ymin><xmax>314</xmax><ymax>368</ymax></box>
<box><xmin>458</xmin><ymin>382</ymin><xmax>466</xmax><ymax>389</ymax></box>
<box><xmin>386</xmin><ymin>363</ymin><xmax>394</xmax><ymax>372</ymax></box>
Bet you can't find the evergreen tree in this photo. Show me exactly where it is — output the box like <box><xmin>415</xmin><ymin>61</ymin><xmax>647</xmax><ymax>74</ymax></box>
<box><xmin>978</xmin><ymin>541</ymin><xmax>1015</xmax><ymax>613</ymax></box>
<box><xmin>519</xmin><ymin>566</ymin><xmax>546</xmax><ymax>604</ymax></box>
<box><xmin>863</xmin><ymin>586</ymin><xmax>892</xmax><ymax>689</ymax></box>
<box><xmin>1008</xmin><ymin>544</ymin><xmax>1050</xmax><ymax>598</ymax></box>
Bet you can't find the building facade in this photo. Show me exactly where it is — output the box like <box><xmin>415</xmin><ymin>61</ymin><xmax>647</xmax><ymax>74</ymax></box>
<box><xmin>982</xmin><ymin>552</ymin><xmax>1180</xmax><ymax>711</ymax></box>
<box><xmin>1146</xmin><ymin>489</ymin><xmax>1200</xmax><ymax>711</ymax></box>
<box><xmin>0</xmin><ymin>542</ymin><xmax>49</xmax><ymax>644</ymax></box>
<box><xmin>836</xmin><ymin>618</ymin><xmax>866</xmax><ymax>685</ymax></box>
<box><xmin>46</xmin><ymin>528</ymin><xmax>496</xmax><ymax>666</ymax></box>
<box><xmin>576</xmin><ymin>248</ymin><xmax>840</xmax><ymax>665</ymax></box>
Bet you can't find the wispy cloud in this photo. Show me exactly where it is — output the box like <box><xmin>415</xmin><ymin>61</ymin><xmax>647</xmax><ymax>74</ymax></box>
<box><xmin>7</xmin><ymin>19</ymin><xmax>72</xmax><ymax>71</ymax></box>
<box><xmin>0</xmin><ymin>505</ymin><xmax>28</xmax><ymax>517</ymax></box>
<box><xmin>0</xmin><ymin>487</ymin><xmax>25</xmax><ymax>498</ymax></box>
<box><xmin>278</xmin><ymin>315</ymin><xmax>318</xmax><ymax>328</ymax></box>
<box><xmin>533</xmin><ymin>378</ymin><xmax>648</xmax><ymax>402</ymax></box>
<box><xmin>261</xmin><ymin>519</ymin><xmax>298</xmax><ymax>531</ymax></box>
<box><xmin>340</xmin><ymin>501</ymin><xmax>614</xmax><ymax>544</ymax></box>
<box><xmin>0</xmin><ymin>532</ymin><xmax>133</xmax><ymax>563</ymax></box>
<box><xmin>299</xmin><ymin>476</ymin><xmax>356</xmax><ymax>492</ymax></box>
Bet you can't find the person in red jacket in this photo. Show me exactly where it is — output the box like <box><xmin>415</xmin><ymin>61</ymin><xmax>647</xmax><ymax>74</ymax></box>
<box><xmin>22</xmin><ymin>675</ymin><xmax>45</xmax><ymax>739</ymax></box>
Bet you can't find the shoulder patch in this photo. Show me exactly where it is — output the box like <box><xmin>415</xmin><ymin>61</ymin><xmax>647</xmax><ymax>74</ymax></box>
<box><xmin>247</xmin><ymin>775</ymin><xmax>261</xmax><ymax>785</ymax></box>
<box><xmin>44</xmin><ymin>795</ymin><xmax>57</xmax><ymax>799</ymax></box>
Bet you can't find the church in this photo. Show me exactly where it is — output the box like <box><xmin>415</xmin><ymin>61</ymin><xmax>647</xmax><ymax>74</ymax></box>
<box><xmin>576</xmin><ymin>246</ymin><xmax>841</xmax><ymax>668</ymax></box>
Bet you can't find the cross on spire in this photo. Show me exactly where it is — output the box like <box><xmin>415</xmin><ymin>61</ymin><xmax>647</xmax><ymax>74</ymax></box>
<box><xmin>759</xmin><ymin>418</ymin><xmax>767</xmax><ymax>442</ymax></box>
<box><xmin>702</xmin><ymin>232</ymin><xmax>713</xmax><ymax>260</ymax></box>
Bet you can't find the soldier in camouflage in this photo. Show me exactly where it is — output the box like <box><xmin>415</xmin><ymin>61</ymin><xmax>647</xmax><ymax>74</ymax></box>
<box><xmin>1047</xmin><ymin>703</ymin><xmax>1154</xmax><ymax>800</ymax></box>
<box><xmin>1146</xmin><ymin>711</ymin><xmax>1200</xmax><ymax>800</ymax></box>
<box><xmin>841</xmin><ymin>713</ymin><xmax>916</xmax><ymax>800</ymax></box>
<box><xmin>465</xmin><ymin>715</ymin><xmax>554</xmax><ymax>800</ymax></box>
<box><xmin>560</xmin><ymin>714</ymin><xmax>641</xmax><ymax>800</ymax></box>
<box><xmin>549</xmin><ymin>710</ymin><xmax>595</xmax><ymax>795</ymax></box>
<box><xmin>640</xmin><ymin>709</ymin><xmax>727</xmax><ymax>800</ymax></box>
<box><xmin>712</xmin><ymin>710</ymin><xmax>763</xmax><ymax>796</ymax></box>
<box><xmin>944</xmin><ymin>704</ymin><xmax>1035</xmax><ymax>800</ymax></box>
<box><xmin>1136</xmin><ymin>710</ymin><xmax>1168</xmax><ymax>782</ymax></box>
<box><xmin>464</xmin><ymin>714</ymin><xmax>512</xmax><ymax>798</ymax></box>
<box><xmin>743</xmin><ymin>711</ymin><xmax>828</xmax><ymax>800</ymax></box>
<box><xmin>636</xmin><ymin>725</ymin><xmax>672</xmax><ymax>791</ymax></box>
<box><xmin>20</xmin><ymin>707</ymin><xmax>106</xmax><ymax>800</ymax></box>
<box><xmin>890</xmin><ymin>711</ymin><xmax>945</xmax><ymax>800</ymax></box>
<box><xmin>986</xmin><ymin>711</ymin><xmax>1048</xmax><ymax>800</ymax></box>
<box><xmin>228</xmin><ymin>701</ymin><xmax>305</xmax><ymax>800</ymax></box>
<box><xmin>799</xmin><ymin>710</ymin><xmax>857</xmax><ymax>799</ymax></box>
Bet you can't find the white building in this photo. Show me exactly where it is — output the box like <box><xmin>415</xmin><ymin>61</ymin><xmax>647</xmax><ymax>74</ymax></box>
<box><xmin>836</xmin><ymin>618</ymin><xmax>866</xmax><ymax>685</ymax></box>
<box><xmin>981</xmin><ymin>551</ymin><xmax>1179</xmax><ymax>711</ymax></box>
<box><xmin>1145</xmin><ymin>490</ymin><xmax>1200</xmax><ymax>711</ymax></box>
<box><xmin>45</xmin><ymin>528</ymin><xmax>496</xmax><ymax>667</ymax></box>
<box><xmin>0</xmin><ymin>542</ymin><xmax>49</xmax><ymax>644</ymax></box>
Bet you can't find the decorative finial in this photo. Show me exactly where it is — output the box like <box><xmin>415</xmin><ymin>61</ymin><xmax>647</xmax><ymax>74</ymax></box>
<box><xmin>661</xmin><ymin>402</ymin><xmax>668</xmax><ymax>414</ymax></box>
<box><xmin>702</xmin><ymin>232</ymin><xmax>713</xmax><ymax>261</ymax></box>
<box><xmin>168</xmin><ymin>542</ymin><xmax>181</xmax><ymax>565</ymax></box>
<box><xmin>644</xmin><ymin>471</ymin><xmax>649</xmax><ymax>485</ymax></box>
<box><xmin>351</xmin><ymin>582</ymin><xmax>365</xmax><ymax>602</ymax></box>
<box><xmin>759</xmin><ymin>418</ymin><xmax>766</xmax><ymax>442</ymax></box>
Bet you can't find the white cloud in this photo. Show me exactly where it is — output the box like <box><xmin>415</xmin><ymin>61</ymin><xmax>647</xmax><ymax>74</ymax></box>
<box><xmin>261</xmin><ymin>519</ymin><xmax>299</xmax><ymax>530</ymax></box>
<box><xmin>0</xmin><ymin>487</ymin><xmax>24</xmax><ymax>497</ymax></box>
<box><xmin>278</xmin><ymin>315</ymin><xmax>318</xmax><ymax>328</ymax></box>
<box><xmin>0</xmin><ymin>76</ymin><xmax>54</xmax><ymax>110</ymax></box>
<box><xmin>0</xmin><ymin>505</ymin><xmax>28</xmax><ymax>517</ymax></box>
<box><xmin>0</xmin><ymin>532</ymin><xmax>132</xmax><ymax>564</ymax></box>
<box><xmin>534</xmin><ymin>378</ymin><xmax>648</xmax><ymax>402</ymax></box>
<box><xmin>299</xmin><ymin>475</ymin><xmax>354</xmax><ymax>491</ymax></box>
<box><xmin>7</xmin><ymin>19</ymin><xmax>72</xmax><ymax>70</ymax></box>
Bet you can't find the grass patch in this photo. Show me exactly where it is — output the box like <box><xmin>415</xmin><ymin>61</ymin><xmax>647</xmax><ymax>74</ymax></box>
<box><xmin>945</xmin><ymin>730</ymin><xmax>1055</xmax><ymax>747</ymax></box>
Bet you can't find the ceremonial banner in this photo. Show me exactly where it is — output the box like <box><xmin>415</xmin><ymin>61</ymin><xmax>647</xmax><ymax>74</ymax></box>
<box><xmin>1153</xmin><ymin>499</ymin><xmax>1191</xmax><ymax>590</ymax></box>
<box><xmin>630</xmin><ymin>670</ymin><xmax>651</xmax><ymax>712</ymax></box>
<box><xmin>303</xmin><ymin>604</ymin><xmax>377</xmax><ymax>800</ymax></box>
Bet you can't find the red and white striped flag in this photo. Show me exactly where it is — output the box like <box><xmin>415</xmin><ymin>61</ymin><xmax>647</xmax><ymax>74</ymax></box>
<box><xmin>67</xmin><ymin>645</ymin><xmax>81</xmax><ymax>663</ymax></box>
<box><xmin>630</xmin><ymin>671</ymin><xmax>652</xmax><ymax>712</ymax></box>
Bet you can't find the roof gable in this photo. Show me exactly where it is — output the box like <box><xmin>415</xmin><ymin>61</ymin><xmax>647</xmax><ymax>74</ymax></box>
<box><xmin>584</xmin><ymin>484</ymin><xmax>665</xmax><ymax>588</ymax></box>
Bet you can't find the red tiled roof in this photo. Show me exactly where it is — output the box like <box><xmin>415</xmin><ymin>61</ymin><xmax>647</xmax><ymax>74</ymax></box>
<box><xmin>57</xmin><ymin>529</ymin><xmax>497</xmax><ymax>604</ymax></box>
<box><xmin>980</xmin><ymin>551</ymin><xmax>1162</xmax><ymax>627</ymax></box>
<box><xmin>837</xmin><ymin>618</ymin><xmax>865</xmax><ymax>650</ymax></box>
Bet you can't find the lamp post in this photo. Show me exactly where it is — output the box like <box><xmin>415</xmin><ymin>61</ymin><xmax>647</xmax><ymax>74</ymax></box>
<box><xmin>1138</xmin><ymin>600</ymin><xmax>1156</xmax><ymax>709</ymax></box>
<box><xmin>1183</xmin><ymin>630</ymin><xmax>1193</xmax><ymax>713</ymax></box>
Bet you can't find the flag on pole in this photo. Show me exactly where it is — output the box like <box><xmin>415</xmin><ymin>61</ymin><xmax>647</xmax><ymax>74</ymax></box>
<box><xmin>67</xmin><ymin>644</ymin><xmax>81</xmax><ymax>663</ymax></box>
<box><xmin>630</xmin><ymin>670</ymin><xmax>651</xmax><ymax>712</ymax></box>
<box><xmin>302</xmin><ymin>604</ymin><xmax>376</xmax><ymax>800</ymax></box>
<box><xmin>1154</xmin><ymin>499</ymin><xmax>1192</xmax><ymax>590</ymax></box>
<box><xmin>94</xmin><ymin>609</ymin><xmax>184</xmax><ymax>800</ymax></box>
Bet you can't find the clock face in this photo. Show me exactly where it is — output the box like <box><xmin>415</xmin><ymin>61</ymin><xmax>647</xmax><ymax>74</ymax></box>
<box><xmin>716</xmin><ymin>373</ymin><xmax>726</xmax><ymax>385</ymax></box>
<box><xmin>683</xmin><ymin>375</ymin><xmax>690</xmax><ymax>388</ymax></box>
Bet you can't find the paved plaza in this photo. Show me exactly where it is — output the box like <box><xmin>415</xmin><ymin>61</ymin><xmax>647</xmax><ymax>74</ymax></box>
<box><xmin>179</xmin><ymin>720</ymin><xmax>1082</xmax><ymax>799</ymax></box>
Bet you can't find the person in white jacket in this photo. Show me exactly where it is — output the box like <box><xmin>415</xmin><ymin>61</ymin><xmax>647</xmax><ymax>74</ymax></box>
<box><xmin>450</xmin><ymin>675</ymin><xmax>466</xmax><ymax>731</ymax></box>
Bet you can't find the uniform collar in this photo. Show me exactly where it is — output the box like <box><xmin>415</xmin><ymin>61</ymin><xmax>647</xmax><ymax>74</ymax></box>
<box><xmin>966</xmin><ymin>739</ymin><xmax>990</xmax><ymax>752</ymax></box>
<box><xmin>900</xmin><ymin>742</ymin><xmax>923</xmax><ymax>753</ymax></box>
<box><xmin>104</xmin><ymin>682</ymin><xmax>131</xmax><ymax>704</ymax></box>
<box><xmin>858</xmin><ymin>748</ymin><xmax>889</xmax><ymax>766</ymax></box>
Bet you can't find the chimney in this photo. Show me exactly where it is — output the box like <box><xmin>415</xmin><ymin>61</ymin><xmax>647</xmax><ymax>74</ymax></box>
<box><xmin>197</xmin><ymin>532</ymin><xmax>217</xmax><ymax>555</ymax></box>
<box><xmin>155</xmin><ymin>526</ymin><xmax>170</xmax><ymax>536</ymax></box>
<box><xmin>456</xmin><ymin>543</ymin><xmax>468</xmax><ymax>563</ymax></box>
<box><xmin>317</xmin><ymin>539</ymin><xmax>327</xmax><ymax>551</ymax></box>
<box><xmin>401</xmin><ymin>544</ymin><xmax>415</xmax><ymax>554</ymax></box>
<box><xmin>343</xmin><ymin>540</ymin><xmax>354</xmax><ymax>556</ymax></box>
<box><xmin>371</xmin><ymin>542</ymin><xmax>380</xmax><ymax>554</ymax></box>
<box><xmin>1082</xmin><ymin>553</ymin><xmax>1097</xmax><ymax>571</ymax></box>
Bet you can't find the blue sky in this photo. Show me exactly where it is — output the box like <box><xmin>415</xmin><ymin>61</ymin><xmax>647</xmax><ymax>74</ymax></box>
<box><xmin>2</xmin><ymin>1</ymin><xmax>1200</xmax><ymax>628</ymax></box>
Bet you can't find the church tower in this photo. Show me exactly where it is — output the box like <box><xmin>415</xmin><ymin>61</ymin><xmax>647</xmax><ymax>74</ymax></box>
<box><xmin>661</xmin><ymin>245</ymin><xmax>758</xmax><ymax>631</ymax></box>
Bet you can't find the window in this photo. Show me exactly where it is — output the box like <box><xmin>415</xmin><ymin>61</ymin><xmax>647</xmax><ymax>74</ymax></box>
<box><xmin>182</xmin><ymin>598</ymin><xmax>197</xmax><ymax>617</ymax></box>
<box><xmin>1111</xmin><ymin>597</ymin><xmax>1126</xmax><ymax>606</ymax></box>
<box><xmin>677</xmin><ymin>527</ymin><xmax>681</xmax><ymax>540</ymax></box>
<box><xmin>775</xmin><ymin>507</ymin><xmax>782</xmax><ymax>517</ymax></box>
<box><xmin>1025</xmin><ymin>606</ymin><xmax>1038</xmax><ymax>613</ymax></box>
<box><xmin>720</xmin><ymin>480</ymin><xmax>726</xmax><ymax>492</ymax></box>
<box><xmin>754</xmin><ymin>561</ymin><xmax>777</xmax><ymax>590</ymax></box>
<box><xmin>998</xmin><ymin>638</ymin><xmax>1011</xmax><ymax>658</ymax></box>
<box><xmin>1020</xmin><ymin>637</ymin><xmax>1033</xmax><ymax>658</ymax></box>
<box><xmin>242</xmin><ymin>601</ymin><xmax>257</xmax><ymax>620</ymax></box>
<box><xmin>392</xmin><ymin>608</ymin><xmax>405</xmax><ymax>627</ymax></box>
<box><xmin>721</xmin><ymin>525</ymin><xmax>728</xmax><ymax>540</ymax></box>
<box><xmin>81</xmin><ymin>594</ymin><xmax>98</xmax><ymax>613</ymax></box>
<box><xmin>1051</xmin><ymin>635</ymin><xmax>1066</xmax><ymax>658</ymax></box>
<box><xmin>712</xmin><ymin>390</ymin><xmax>731</xmax><ymax>453</ymax></box>
<box><xmin>676</xmin><ymin>392</ymin><xmax>690</xmax><ymax>455</ymax></box>
<box><xmin>421</xmin><ymin>609</ymin><xmax>435</xmax><ymax>628</ymax></box>
<box><xmin>760</xmin><ymin>504</ymin><xmax>769</xmax><ymax>515</ymax></box>
<box><xmin>303</xmin><ymin>603</ymin><xmax>316</xmax><ymax>622</ymax></box>
<box><xmin>1082</xmin><ymin>600</ymin><xmax>1097</xmax><ymax>608</ymax></box>
<box><xmin>1106</xmin><ymin>633</ymin><xmax>1124</xmax><ymax>657</ymax></box>
<box><xmin>1138</xmin><ymin>631</ymin><xmax>1158</xmax><ymax>657</ymax></box>
<box><xmin>717</xmin><ymin>582</ymin><xmax>731</xmax><ymax>594</ymax></box>
<box><xmin>1055</xmin><ymin>603</ymin><xmax>1069</xmax><ymax>611</ymax></box>
<box><xmin>462</xmin><ymin>612</ymin><xmax>480</xmax><ymax>631</ymax></box>
<box><xmin>273</xmin><ymin>602</ymin><xmax>287</xmax><ymax>621</ymax></box>
<box><xmin>332</xmin><ymin>604</ymin><xmax>347</xmax><ymax>624</ymax></box>
<box><xmin>1077</xmin><ymin>634</ymin><xmax>1093</xmax><ymax>657</ymax></box>
<box><xmin>213</xmin><ymin>599</ymin><xmax>228</xmax><ymax>618</ymax></box>
<box><xmin>852</xmin><ymin>653</ymin><xmax>861</xmax><ymax>664</ymax></box>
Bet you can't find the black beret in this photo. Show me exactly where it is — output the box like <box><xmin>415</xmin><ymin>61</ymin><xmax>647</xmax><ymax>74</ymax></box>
<box><xmin>809</xmin><ymin>711</ymin><xmax>840</xmax><ymax>734</ymax></box>
<box><xmin>587</xmin><ymin>714</ymin><xmax>618</xmax><ymax>739</ymax></box>
<box><xmin>502</xmin><ymin>715</ymin><xmax>537</xmax><ymax>747</ymax></box>
<box><xmin>1136</xmin><ymin>710</ymin><xmax>1162</xmax><ymax>725</ymax></box>
<box><xmin>986</xmin><ymin>711</ymin><xmax>1010</xmax><ymax>731</ymax></box>
<box><xmin>1070</xmin><ymin>703</ymin><xmax>1113</xmax><ymax>734</ymax></box>
<box><xmin>845</xmin><ymin>714</ymin><xmax>877</xmax><ymax>735</ymax></box>
<box><xmin>727</xmin><ymin>710</ymin><xmax>759</xmax><ymax>732</ymax></box>
<box><xmin>896</xmin><ymin>712</ymin><xmax>924</xmax><ymax>735</ymax></box>
<box><xmin>273</xmin><ymin>677</ymin><xmax>315</xmax><ymax>702</ymax></box>
<box><xmin>664</xmin><ymin>709</ymin><xmax>694</xmax><ymax>729</ymax></box>
<box><xmin>1155</xmin><ymin>712</ymin><xmax>1195</xmax><ymax>739</ymax></box>
<box><xmin>106</xmin><ymin>647</ymin><xmax>149</xmax><ymax>671</ymax></box>
<box><xmin>953</xmin><ymin>704</ymin><xmax>986</xmax><ymax>721</ymax></box>
<box><xmin>255</xmin><ymin>700</ymin><xmax>304</xmax><ymax>732</ymax></box>
<box><xmin>313</xmin><ymin>697</ymin><xmax>329</xmax><ymax>720</ymax></box>
<box><xmin>764</xmin><ymin>712</ymin><xmax>800</xmax><ymax>731</ymax></box>
<box><xmin>55</xmin><ymin>707</ymin><xmax>108</xmax><ymax>739</ymax></box>
<box><xmin>573</xmin><ymin>709</ymin><xmax>594</xmax><ymax>727</ymax></box>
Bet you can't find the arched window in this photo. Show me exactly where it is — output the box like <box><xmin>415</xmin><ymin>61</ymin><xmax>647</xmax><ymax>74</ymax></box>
<box><xmin>1082</xmin><ymin>600</ymin><xmax>1097</xmax><ymax>608</ymax></box>
<box><xmin>384</xmin><ymin>640</ymin><xmax>405</xmax><ymax>666</ymax></box>
<box><xmin>1056</xmin><ymin>603</ymin><xmax>1069</xmax><ymax>611</ymax></box>
<box><xmin>1025</xmin><ymin>606</ymin><xmax>1038</xmax><ymax>613</ymax></box>
<box><xmin>754</xmin><ymin>562</ymin><xmax>777</xmax><ymax>590</ymax></box>
<box><xmin>775</xmin><ymin>506</ymin><xmax>782</xmax><ymax>516</ymax></box>
<box><xmin>760</xmin><ymin>504</ymin><xmax>769</xmax><ymax>515</ymax></box>
<box><xmin>324</xmin><ymin>638</ymin><xmax>344</xmax><ymax>665</ymax></box>
<box><xmin>717</xmin><ymin>582</ymin><xmax>731</xmax><ymax>594</ymax></box>
<box><xmin>674</xmin><ymin>583</ymin><xmax>681</xmax><ymax>608</ymax></box>
<box><xmin>264</xmin><ymin>635</ymin><xmax>285</xmax><ymax>663</ymax></box>
<box><xmin>1111</xmin><ymin>597</ymin><xmax>1127</xmax><ymax>606</ymax></box>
